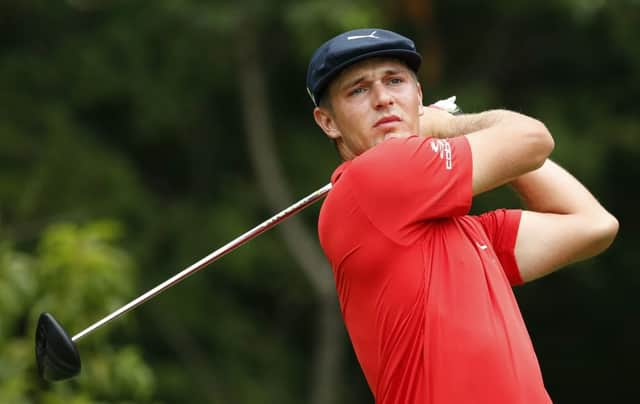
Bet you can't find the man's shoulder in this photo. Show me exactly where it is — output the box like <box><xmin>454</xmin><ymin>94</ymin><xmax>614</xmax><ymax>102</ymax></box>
<box><xmin>344</xmin><ymin>136</ymin><xmax>421</xmax><ymax>174</ymax></box>
<box><xmin>330</xmin><ymin>160</ymin><xmax>351</xmax><ymax>185</ymax></box>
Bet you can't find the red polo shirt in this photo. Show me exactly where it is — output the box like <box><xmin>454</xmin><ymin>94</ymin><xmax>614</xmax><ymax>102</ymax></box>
<box><xmin>318</xmin><ymin>135</ymin><xmax>550</xmax><ymax>403</ymax></box>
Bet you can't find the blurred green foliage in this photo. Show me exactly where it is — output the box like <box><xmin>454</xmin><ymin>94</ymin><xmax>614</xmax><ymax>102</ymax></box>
<box><xmin>0</xmin><ymin>222</ymin><xmax>154</xmax><ymax>403</ymax></box>
<box><xmin>0</xmin><ymin>0</ymin><xmax>638</xmax><ymax>403</ymax></box>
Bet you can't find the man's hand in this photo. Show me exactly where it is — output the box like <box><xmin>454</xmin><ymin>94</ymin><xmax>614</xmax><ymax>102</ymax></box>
<box><xmin>419</xmin><ymin>106</ymin><xmax>456</xmax><ymax>139</ymax></box>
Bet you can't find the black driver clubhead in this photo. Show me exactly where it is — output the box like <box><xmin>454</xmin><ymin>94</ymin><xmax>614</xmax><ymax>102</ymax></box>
<box><xmin>35</xmin><ymin>312</ymin><xmax>81</xmax><ymax>382</ymax></box>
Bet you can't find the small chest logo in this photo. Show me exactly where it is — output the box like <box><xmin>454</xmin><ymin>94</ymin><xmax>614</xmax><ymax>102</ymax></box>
<box><xmin>475</xmin><ymin>241</ymin><xmax>488</xmax><ymax>250</ymax></box>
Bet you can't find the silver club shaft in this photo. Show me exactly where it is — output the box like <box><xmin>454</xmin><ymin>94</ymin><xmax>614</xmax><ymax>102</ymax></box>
<box><xmin>72</xmin><ymin>183</ymin><xmax>333</xmax><ymax>342</ymax></box>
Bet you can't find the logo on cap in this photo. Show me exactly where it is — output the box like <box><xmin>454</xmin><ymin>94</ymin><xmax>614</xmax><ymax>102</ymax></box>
<box><xmin>347</xmin><ymin>30</ymin><xmax>381</xmax><ymax>41</ymax></box>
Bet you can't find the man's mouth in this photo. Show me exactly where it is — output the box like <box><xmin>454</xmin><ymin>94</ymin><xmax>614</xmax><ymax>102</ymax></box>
<box><xmin>374</xmin><ymin>115</ymin><xmax>401</xmax><ymax>128</ymax></box>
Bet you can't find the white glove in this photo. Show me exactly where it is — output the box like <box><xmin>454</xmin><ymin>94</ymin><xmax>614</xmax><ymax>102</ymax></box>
<box><xmin>431</xmin><ymin>96</ymin><xmax>462</xmax><ymax>115</ymax></box>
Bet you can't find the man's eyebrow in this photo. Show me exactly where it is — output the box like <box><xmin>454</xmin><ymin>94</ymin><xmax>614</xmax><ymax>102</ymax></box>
<box><xmin>384</xmin><ymin>68</ymin><xmax>404</xmax><ymax>75</ymax></box>
<box><xmin>340</xmin><ymin>76</ymin><xmax>367</xmax><ymax>91</ymax></box>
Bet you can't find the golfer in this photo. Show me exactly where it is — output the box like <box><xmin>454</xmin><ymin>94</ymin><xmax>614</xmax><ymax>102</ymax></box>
<box><xmin>308</xmin><ymin>28</ymin><xmax>618</xmax><ymax>403</ymax></box>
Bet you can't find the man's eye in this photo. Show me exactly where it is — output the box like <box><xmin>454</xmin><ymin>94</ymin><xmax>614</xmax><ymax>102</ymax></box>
<box><xmin>349</xmin><ymin>87</ymin><xmax>366</xmax><ymax>96</ymax></box>
<box><xmin>388</xmin><ymin>77</ymin><xmax>404</xmax><ymax>85</ymax></box>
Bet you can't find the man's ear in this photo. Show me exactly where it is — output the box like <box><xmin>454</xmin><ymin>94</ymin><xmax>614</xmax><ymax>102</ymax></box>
<box><xmin>313</xmin><ymin>107</ymin><xmax>342</xmax><ymax>140</ymax></box>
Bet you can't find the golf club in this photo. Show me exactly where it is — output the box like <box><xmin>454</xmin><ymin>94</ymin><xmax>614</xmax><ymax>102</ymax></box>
<box><xmin>35</xmin><ymin>96</ymin><xmax>462</xmax><ymax>382</ymax></box>
<box><xmin>35</xmin><ymin>183</ymin><xmax>332</xmax><ymax>382</ymax></box>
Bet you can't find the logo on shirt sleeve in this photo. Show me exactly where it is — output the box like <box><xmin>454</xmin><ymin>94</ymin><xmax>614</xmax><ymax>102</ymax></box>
<box><xmin>429</xmin><ymin>139</ymin><xmax>452</xmax><ymax>170</ymax></box>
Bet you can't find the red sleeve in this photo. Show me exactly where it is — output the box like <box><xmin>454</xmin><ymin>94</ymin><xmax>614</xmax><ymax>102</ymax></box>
<box><xmin>348</xmin><ymin>135</ymin><xmax>472</xmax><ymax>244</ymax></box>
<box><xmin>476</xmin><ymin>209</ymin><xmax>523</xmax><ymax>285</ymax></box>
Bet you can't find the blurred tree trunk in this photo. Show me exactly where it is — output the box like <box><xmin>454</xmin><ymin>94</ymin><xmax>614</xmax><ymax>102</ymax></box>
<box><xmin>234</xmin><ymin>23</ymin><xmax>346</xmax><ymax>404</ymax></box>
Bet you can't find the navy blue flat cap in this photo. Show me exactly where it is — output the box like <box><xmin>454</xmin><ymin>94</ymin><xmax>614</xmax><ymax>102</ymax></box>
<box><xmin>306</xmin><ymin>28</ymin><xmax>422</xmax><ymax>106</ymax></box>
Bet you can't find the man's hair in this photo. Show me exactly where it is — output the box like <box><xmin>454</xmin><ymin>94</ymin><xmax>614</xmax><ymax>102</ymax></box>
<box><xmin>318</xmin><ymin>93</ymin><xmax>333</xmax><ymax>112</ymax></box>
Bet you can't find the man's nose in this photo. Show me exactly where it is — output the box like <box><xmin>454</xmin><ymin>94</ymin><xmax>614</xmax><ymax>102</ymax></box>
<box><xmin>372</xmin><ymin>82</ymin><xmax>393</xmax><ymax>109</ymax></box>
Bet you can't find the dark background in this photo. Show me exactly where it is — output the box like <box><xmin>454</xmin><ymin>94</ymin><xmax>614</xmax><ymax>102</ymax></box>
<box><xmin>1</xmin><ymin>0</ymin><xmax>638</xmax><ymax>403</ymax></box>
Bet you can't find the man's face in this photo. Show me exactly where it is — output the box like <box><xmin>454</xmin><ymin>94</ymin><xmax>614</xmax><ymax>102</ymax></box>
<box><xmin>313</xmin><ymin>58</ymin><xmax>423</xmax><ymax>160</ymax></box>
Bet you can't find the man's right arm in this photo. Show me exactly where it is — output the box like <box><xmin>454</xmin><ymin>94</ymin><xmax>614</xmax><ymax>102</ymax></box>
<box><xmin>420</xmin><ymin>108</ymin><xmax>554</xmax><ymax>195</ymax></box>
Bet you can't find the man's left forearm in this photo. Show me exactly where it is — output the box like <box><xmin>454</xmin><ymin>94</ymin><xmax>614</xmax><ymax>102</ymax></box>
<box><xmin>511</xmin><ymin>159</ymin><xmax>618</xmax><ymax>258</ymax></box>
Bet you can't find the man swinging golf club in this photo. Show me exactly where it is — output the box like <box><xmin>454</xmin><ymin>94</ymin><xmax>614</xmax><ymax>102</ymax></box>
<box><xmin>34</xmin><ymin>27</ymin><xmax>618</xmax><ymax>402</ymax></box>
<box><xmin>309</xmin><ymin>28</ymin><xmax>619</xmax><ymax>403</ymax></box>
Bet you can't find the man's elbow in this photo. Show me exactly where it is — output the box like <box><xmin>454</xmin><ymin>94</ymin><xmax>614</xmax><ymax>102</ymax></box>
<box><xmin>526</xmin><ymin>119</ymin><xmax>555</xmax><ymax>169</ymax></box>
<box><xmin>587</xmin><ymin>212</ymin><xmax>619</xmax><ymax>256</ymax></box>
<box><xmin>511</xmin><ymin>115</ymin><xmax>554</xmax><ymax>172</ymax></box>
<box><xmin>599</xmin><ymin>212</ymin><xmax>619</xmax><ymax>250</ymax></box>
